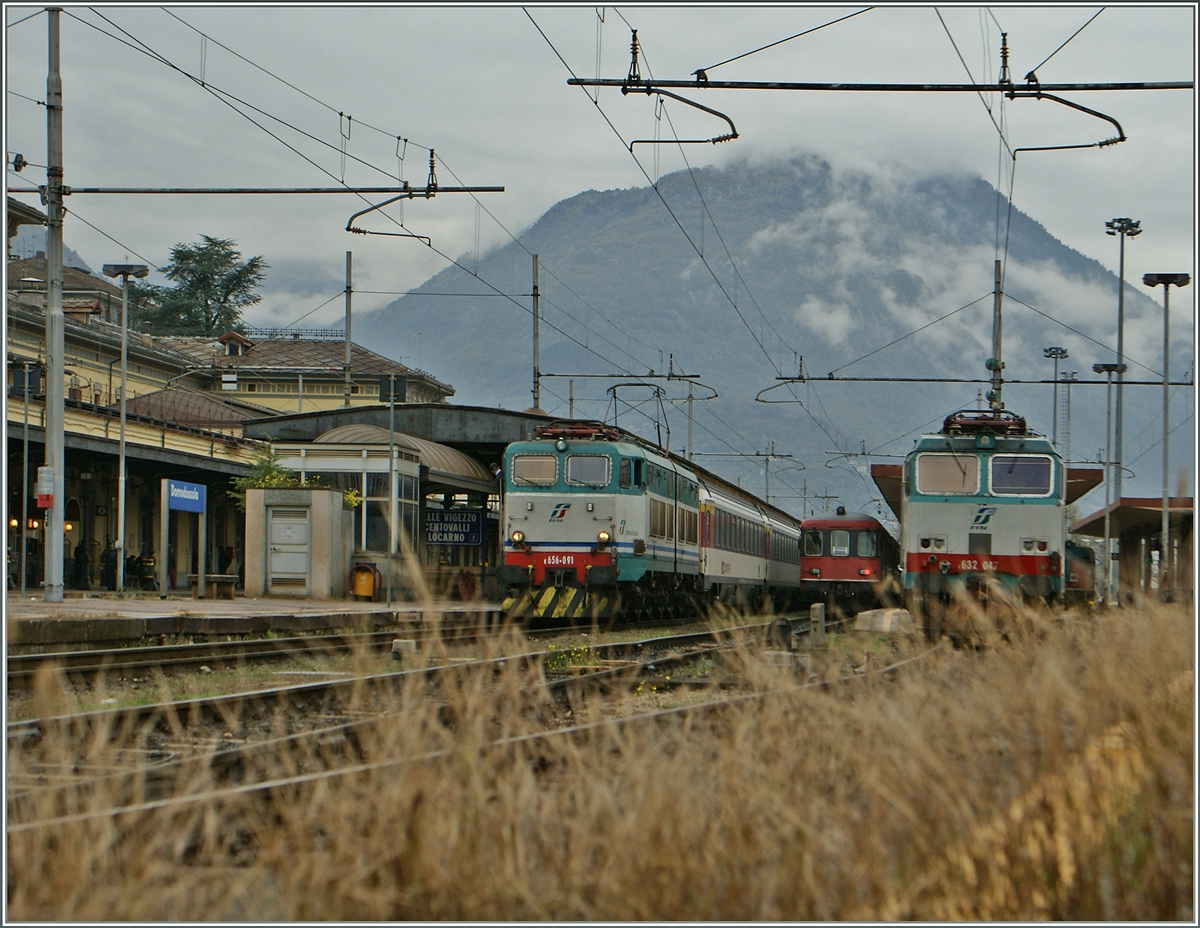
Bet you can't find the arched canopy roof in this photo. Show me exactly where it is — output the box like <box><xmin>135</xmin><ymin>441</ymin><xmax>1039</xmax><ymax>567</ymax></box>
<box><xmin>314</xmin><ymin>424</ymin><xmax>492</xmax><ymax>493</ymax></box>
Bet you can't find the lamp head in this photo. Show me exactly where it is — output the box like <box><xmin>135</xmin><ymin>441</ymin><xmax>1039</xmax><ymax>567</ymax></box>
<box><xmin>1143</xmin><ymin>273</ymin><xmax>1190</xmax><ymax>289</ymax></box>
<box><xmin>102</xmin><ymin>264</ymin><xmax>150</xmax><ymax>280</ymax></box>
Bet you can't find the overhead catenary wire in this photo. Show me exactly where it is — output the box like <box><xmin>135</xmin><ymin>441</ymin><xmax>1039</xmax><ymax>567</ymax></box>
<box><xmin>1024</xmin><ymin>8</ymin><xmax>1105</xmax><ymax>81</ymax></box>
<box><xmin>65</xmin><ymin>7</ymin><xmax>694</xmax><ymax>424</ymax></box>
<box><xmin>527</xmin><ymin>9</ymin><xmax>853</xmax><ymax>456</ymax></box>
<box><xmin>693</xmin><ymin>7</ymin><xmax>873</xmax><ymax>75</ymax></box>
<box><xmin>155</xmin><ymin>6</ymin><xmax>667</xmax><ymax>372</ymax></box>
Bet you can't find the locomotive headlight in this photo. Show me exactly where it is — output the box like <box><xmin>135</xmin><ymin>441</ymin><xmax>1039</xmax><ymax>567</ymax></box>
<box><xmin>1023</xmin><ymin>539</ymin><xmax>1034</xmax><ymax>552</ymax></box>
<box><xmin>1037</xmin><ymin>540</ymin><xmax>1048</xmax><ymax>552</ymax></box>
<box><xmin>510</xmin><ymin>530</ymin><xmax>525</xmax><ymax>544</ymax></box>
<box><xmin>920</xmin><ymin>537</ymin><xmax>931</xmax><ymax>549</ymax></box>
<box><xmin>859</xmin><ymin>568</ymin><xmax>871</xmax><ymax>577</ymax></box>
<box><xmin>933</xmin><ymin>538</ymin><xmax>945</xmax><ymax>550</ymax></box>
<box><xmin>597</xmin><ymin>530</ymin><xmax>611</xmax><ymax>544</ymax></box>
<box><xmin>555</xmin><ymin>438</ymin><xmax>568</xmax><ymax>452</ymax></box>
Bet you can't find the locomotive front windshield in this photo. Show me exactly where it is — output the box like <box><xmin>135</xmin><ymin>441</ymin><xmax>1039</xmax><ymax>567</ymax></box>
<box><xmin>803</xmin><ymin>530</ymin><xmax>822</xmax><ymax>556</ymax></box>
<box><xmin>857</xmin><ymin>532</ymin><xmax>877</xmax><ymax>557</ymax></box>
<box><xmin>565</xmin><ymin>454</ymin><xmax>610</xmax><ymax>486</ymax></box>
<box><xmin>990</xmin><ymin>455</ymin><xmax>1053</xmax><ymax>495</ymax></box>
<box><xmin>511</xmin><ymin>454</ymin><xmax>556</xmax><ymax>485</ymax></box>
<box><xmin>916</xmin><ymin>453</ymin><xmax>980</xmax><ymax>494</ymax></box>
<box><xmin>830</xmin><ymin>530</ymin><xmax>850</xmax><ymax>556</ymax></box>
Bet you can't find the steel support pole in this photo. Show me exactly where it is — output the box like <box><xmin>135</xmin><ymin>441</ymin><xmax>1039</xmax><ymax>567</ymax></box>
<box><xmin>687</xmin><ymin>380</ymin><xmax>694</xmax><ymax>462</ymax></box>
<box><xmin>989</xmin><ymin>259</ymin><xmax>1004</xmax><ymax>410</ymax></box>
<box><xmin>388</xmin><ymin>375</ymin><xmax>396</xmax><ymax>606</ymax></box>
<box><xmin>1114</xmin><ymin>233</ymin><xmax>1126</xmax><ymax>507</ymax></box>
<box><xmin>116</xmin><ymin>275</ymin><xmax>129</xmax><ymax>592</ymax></box>
<box><xmin>1161</xmin><ymin>284</ymin><xmax>1171</xmax><ymax>597</ymax></box>
<box><xmin>1103</xmin><ymin>371</ymin><xmax>1113</xmax><ymax>604</ymax></box>
<box><xmin>1051</xmin><ymin>355</ymin><xmax>1060</xmax><ymax>445</ymax></box>
<box><xmin>159</xmin><ymin>479</ymin><xmax>169</xmax><ymax>598</ymax></box>
<box><xmin>343</xmin><ymin>251</ymin><xmax>352</xmax><ymax>406</ymax></box>
<box><xmin>532</xmin><ymin>255</ymin><xmax>540</xmax><ymax>411</ymax></box>
<box><xmin>21</xmin><ymin>364</ymin><xmax>30</xmax><ymax>595</ymax></box>
<box><xmin>43</xmin><ymin>7</ymin><xmax>65</xmax><ymax>602</ymax></box>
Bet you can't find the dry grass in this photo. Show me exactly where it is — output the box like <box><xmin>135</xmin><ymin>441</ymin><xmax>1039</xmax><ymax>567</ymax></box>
<box><xmin>6</xmin><ymin>603</ymin><xmax>1192</xmax><ymax>921</ymax></box>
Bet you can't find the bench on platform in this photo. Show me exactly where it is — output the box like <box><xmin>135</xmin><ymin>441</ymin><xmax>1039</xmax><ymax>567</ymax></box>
<box><xmin>186</xmin><ymin>573</ymin><xmax>239</xmax><ymax>600</ymax></box>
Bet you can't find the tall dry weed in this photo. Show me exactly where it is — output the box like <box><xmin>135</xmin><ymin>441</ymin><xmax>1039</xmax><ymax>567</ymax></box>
<box><xmin>6</xmin><ymin>603</ymin><xmax>1192</xmax><ymax>920</ymax></box>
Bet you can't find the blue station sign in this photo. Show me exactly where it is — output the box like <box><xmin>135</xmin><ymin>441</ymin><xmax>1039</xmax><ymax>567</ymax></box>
<box><xmin>167</xmin><ymin>479</ymin><xmax>206</xmax><ymax>513</ymax></box>
<box><xmin>425</xmin><ymin>508</ymin><xmax>483</xmax><ymax>546</ymax></box>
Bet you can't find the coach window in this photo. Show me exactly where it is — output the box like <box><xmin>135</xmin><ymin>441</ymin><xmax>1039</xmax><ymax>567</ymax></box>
<box><xmin>857</xmin><ymin>531</ymin><xmax>877</xmax><ymax>557</ymax></box>
<box><xmin>803</xmin><ymin>529</ymin><xmax>823</xmax><ymax>556</ymax></box>
<box><xmin>511</xmin><ymin>454</ymin><xmax>556</xmax><ymax>485</ymax></box>
<box><xmin>990</xmin><ymin>455</ymin><xmax>1053</xmax><ymax>496</ymax></box>
<box><xmin>566</xmin><ymin>454</ymin><xmax>611</xmax><ymax>487</ymax></box>
<box><xmin>916</xmin><ymin>453</ymin><xmax>980</xmax><ymax>495</ymax></box>
<box><xmin>831</xmin><ymin>530</ymin><xmax>850</xmax><ymax>557</ymax></box>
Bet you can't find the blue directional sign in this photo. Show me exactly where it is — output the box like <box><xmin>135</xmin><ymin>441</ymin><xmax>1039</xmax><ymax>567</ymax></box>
<box><xmin>167</xmin><ymin>479</ymin><xmax>206</xmax><ymax>513</ymax></box>
<box><xmin>425</xmin><ymin>508</ymin><xmax>483</xmax><ymax>546</ymax></box>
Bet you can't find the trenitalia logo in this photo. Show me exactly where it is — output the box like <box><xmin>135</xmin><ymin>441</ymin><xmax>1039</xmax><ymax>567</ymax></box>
<box><xmin>972</xmin><ymin>506</ymin><xmax>998</xmax><ymax>525</ymax></box>
<box><xmin>549</xmin><ymin>503</ymin><xmax>571</xmax><ymax>521</ymax></box>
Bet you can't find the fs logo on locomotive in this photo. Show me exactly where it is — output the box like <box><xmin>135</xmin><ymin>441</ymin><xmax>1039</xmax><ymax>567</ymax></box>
<box><xmin>971</xmin><ymin>506</ymin><xmax>998</xmax><ymax>526</ymax></box>
<box><xmin>549</xmin><ymin>503</ymin><xmax>571</xmax><ymax>521</ymax></box>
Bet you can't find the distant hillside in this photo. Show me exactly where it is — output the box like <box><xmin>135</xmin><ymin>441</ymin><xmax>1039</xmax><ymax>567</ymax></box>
<box><xmin>10</xmin><ymin>225</ymin><xmax>92</xmax><ymax>271</ymax></box>
<box><xmin>356</xmin><ymin>155</ymin><xmax>1192</xmax><ymax>518</ymax></box>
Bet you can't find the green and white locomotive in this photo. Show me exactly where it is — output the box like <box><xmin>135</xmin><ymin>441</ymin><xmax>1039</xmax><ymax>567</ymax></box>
<box><xmin>901</xmin><ymin>409</ymin><xmax>1065</xmax><ymax>639</ymax></box>
<box><xmin>497</xmin><ymin>422</ymin><xmax>802</xmax><ymax>623</ymax></box>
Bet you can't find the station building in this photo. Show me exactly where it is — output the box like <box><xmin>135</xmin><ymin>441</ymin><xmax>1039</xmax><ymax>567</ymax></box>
<box><xmin>243</xmin><ymin>404</ymin><xmax>554</xmax><ymax>600</ymax></box>
<box><xmin>6</xmin><ymin>202</ymin><xmax>460</xmax><ymax>597</ymax></box>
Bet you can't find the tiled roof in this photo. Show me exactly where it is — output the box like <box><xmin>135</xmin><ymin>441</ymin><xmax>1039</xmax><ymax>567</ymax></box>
<box><xmin>156</xmin><ymin>332</ymin><xmax>454</xmax><ymax>394</ymax></box>
<box><xmin>7</xmin><ymin>255</ymin><xmax>124</xmax><ymax>298</ymax></box>
<box><xmin>121</xmin><ymin>385</ymin><xmax>281</xmax><ymax>426</ymax></box>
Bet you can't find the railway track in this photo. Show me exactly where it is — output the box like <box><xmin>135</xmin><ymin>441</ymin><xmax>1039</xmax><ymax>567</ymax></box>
<box><xmin>6</xmin><ymin>621</ymin><xmax>789</xmax><ymax>746</ymax></box>
<box><xmin>7</xmin><ymin>624</ymin><xmax>770</xmax><ymax>817</ymax></box>
<box><xmin>7</xmin><ymin>635</ymin><xmax>940</xmax><ymax>836</ymax></box>
<box><xmin>6</xmin><ymin>611</ymin><xmax>733</xmax><ymax>689</ymax></box>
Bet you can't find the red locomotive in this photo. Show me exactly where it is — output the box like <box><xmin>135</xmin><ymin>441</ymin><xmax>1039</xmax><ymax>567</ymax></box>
<box><xmin>800</xmin><ymin>506</ymin><xmax>901</xmax><ymax>614</ymax></box>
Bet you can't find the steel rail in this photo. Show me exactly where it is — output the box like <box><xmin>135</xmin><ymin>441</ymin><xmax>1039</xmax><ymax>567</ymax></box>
<box><xmin>5</xmin><ymin>622</ymin><xmax>780</xmax><ymax>745</ymax></box>
<box><xmin>7</xmin><ymin>638</ymin><xmax>942</xmax><ymax>834</ymax></box>
<box><xmin>6</xmin><ymin>630</ymin><xmax>402</xmax><ymax>685</ymax></box>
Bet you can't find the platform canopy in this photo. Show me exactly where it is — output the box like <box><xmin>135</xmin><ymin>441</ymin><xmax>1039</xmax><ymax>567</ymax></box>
<box><xmin>314</xmin><ymin>424</ymin><xmax>493</xmax><ymax>495</ymax></box>
<box><xmin>1070</xmin><ymin>497</ymin><xmax>1193</xmax><ymax>538</ymax></box>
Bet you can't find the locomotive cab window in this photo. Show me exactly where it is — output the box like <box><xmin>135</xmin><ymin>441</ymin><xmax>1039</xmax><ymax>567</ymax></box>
<box><xmin>830</xmin><ymin>530</ymin><xmax>850</xmax><ymax>557</ymax></box>
<box><xmin>803</xmin><ymin>530</ymin><xmax>823</xmax><ymax>557</ymax></box>
<box><xmin>565</xmin><ymin>454</ymin><xmax>611</xmax><ymax>487</ymax></box>
<box><xmin>916</xmin><ymin>453</ymin><xmax>980</xmax><ymax>495</ymax></box>
<box><xmin>989</xmin><ymin>455</ymin><xmax>1053</xmax><ymax>496</ymax></box>
<box><xmin>619</xmin><ymin>458</ymin><xmax>632</xmax><ymax>489</ymax></box>
<box><xmin>857</xmin><ymin>532</ymin><xmax>877</xmax><ymax>557</ymax></box>
<box><xmin>511</xmin><ymin>454</ymin><xmax>556</xmax><ymax>485</ymax></box>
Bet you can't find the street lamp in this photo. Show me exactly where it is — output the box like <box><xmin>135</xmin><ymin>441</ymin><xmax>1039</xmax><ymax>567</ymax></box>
<box><xmin>1093</xmin><ymin>362</ymin><xmax>1126</xmax><ymax>605</ymax></box>
<box><xmin>1043</xmin><ymin>347</ymin><xmax>1068</xmax><ymax>445</ymax></box>
<box><xmin>1104</xmin><ymin>217</ymin><xmax>1141</xmax><ymax>506</ymax></box>
<box><xmin>102</xmin><ymin>263</ymin><xmax>150</xmax><ymax>593</ymax></box>
<box><xmin>1142</xmin><ymin>272</ymin><xmax>1191</xmax><ymax>600</ymax></box>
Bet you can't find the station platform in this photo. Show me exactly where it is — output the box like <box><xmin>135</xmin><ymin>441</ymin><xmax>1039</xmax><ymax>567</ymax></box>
<box><xmin>4</xmin><ymin>592</ymin><xmax>503</xmax><ymax>648</ymax></box>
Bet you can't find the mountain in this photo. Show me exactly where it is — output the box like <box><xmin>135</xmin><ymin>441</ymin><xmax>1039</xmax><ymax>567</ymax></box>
<box><xmin>354</xmin><ymin>155</ymin><xmax>1192</xmax><ymax>521</ymax></box>
<box><xmin>10</xmin><ymin>225</ymin><xmax>93</xmax><ymax>271</ymax></box>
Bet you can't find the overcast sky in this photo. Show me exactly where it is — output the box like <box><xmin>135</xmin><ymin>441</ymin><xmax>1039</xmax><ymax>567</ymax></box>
<box><xmin>5</xmin><ymin>4</ymin><xmax>1195</xmax><ymax>337</ymax></box>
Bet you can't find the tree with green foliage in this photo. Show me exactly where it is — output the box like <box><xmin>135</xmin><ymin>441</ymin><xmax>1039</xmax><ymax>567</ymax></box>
<box><xmin>228</xmin><ymin>444</ymin><xmax>311</xmax><ymax>512</ymax></box>
<box><xmin>131</xmin><ymin>235</ymin><xmax>267</xmax><ymax>336</ymax></box>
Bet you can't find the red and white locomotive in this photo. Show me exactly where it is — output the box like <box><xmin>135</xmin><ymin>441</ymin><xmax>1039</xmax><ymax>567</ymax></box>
<box><xmin>799</xmin><ymin>506</ymin><xmax>902</xmax><ymax>612</ymax></box>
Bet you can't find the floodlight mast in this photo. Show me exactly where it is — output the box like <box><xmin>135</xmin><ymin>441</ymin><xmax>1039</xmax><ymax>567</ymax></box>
<box><xmin>102</xmin><ymin>263</ymin><xmax>150</xmax><ymax>593</ymax></box>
